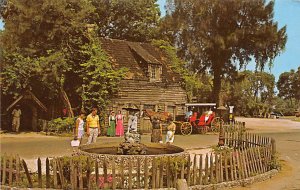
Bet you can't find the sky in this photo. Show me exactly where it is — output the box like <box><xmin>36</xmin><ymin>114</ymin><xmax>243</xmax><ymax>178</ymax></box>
<box><xmin>1</xmin><ymin>0</ymin><xmax>299</xmax><ymax>81</ymax></box>
<box><xmin>157</xmin><ymin>0</ymin><xmax>300</xmax><ymax>81</ymax></box>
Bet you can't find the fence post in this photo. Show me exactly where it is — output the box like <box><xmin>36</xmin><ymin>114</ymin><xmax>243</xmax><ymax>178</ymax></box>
<box><xmin>8</xmin><ymin>155</ymin><xmax>13</xmax><ymax>186</ymax></box>
<box><xmin>137</xmin><ymin>157</ymin><xmax>141</xmax><ymax>188</ymax></box>
<box><xmin>38</xmin><ymin>157</ymin><xmax>42</xmax><ymax>188</ymax></box>
<box><xmin>22</xmin><ymin>159</ymin><xmax>33</xmax><ymax>188</ymax></box>
<box><xmin>112</xmin><ymin>159</ymin><xmax>116</xmax><ymax>190</ymax></box>
<box><xmin>2</xmin><ymin>154</ymin><xmax>6</xmax><ymax>185</ymax></box>
<box><xmin>120</xmin><ymin>158</ymin><xmax>124</xmax><ymax>189</ymax></box>
<box><xmin>95</xmin><ymin>161</ymin><xmax>99</xmax><ymax>190</ymax></box>
<box><xmin>16</xmin><ymin>155</ymin><xmax>20</xmax><ymax>185</ymax></box>
<box><xmin>144</xmin><ymin>157</ymin><xmax>149</xmax><ymax>189</ymax></box>
<box><xmin>53</xmin><ymin>158</ymin><xmax>58</xmax><ymax>188</ymax></box>
<box><xmin>271</xmin><ymin>138</ymin><xmax>276</xmax><ymax>156</ymax></box>
<box><xmin>198</xmin><ymin>154</ymin><xmax>203</xmax><ymax>185</ymax></box>
<box><xmin>46</xmin><ymin>158</ymin><xmax>50</xmax><ymax>188</ymax></box>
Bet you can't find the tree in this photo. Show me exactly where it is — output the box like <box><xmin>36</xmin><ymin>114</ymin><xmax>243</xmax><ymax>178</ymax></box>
<box><xmin>0</xmin><ymin>0</ymin><xmax>127</xmax><ymax>116</ymax></box>
<box><xmin>161</xmin><ymin>0</ymin><xmax>287</xmax><ymax>106</ymax></box>
<box><xmin>228</xmin><ymin>71</ymin><xmax>275</xmax><ymax>117</ymax></box>
<box><xmin>80</xmin><ymin>36</ymin><xmax>127</xmax><ymax>110</ymax></box>
<box><xmin>277</xmin><ymin>67</ymin><xmax>300</xmax><ymax>106</ymax></box>
<box><xmin>91</xmin><ymin>0</ymin><xmax>161</xmax><ymax>42</ymax></box>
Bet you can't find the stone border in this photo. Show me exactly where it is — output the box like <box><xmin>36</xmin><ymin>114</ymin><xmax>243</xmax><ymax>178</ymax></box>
<box><xmin>189</xmin><ymin>169</ymin><xmax>278</xmax><ymax>190</ymax></box>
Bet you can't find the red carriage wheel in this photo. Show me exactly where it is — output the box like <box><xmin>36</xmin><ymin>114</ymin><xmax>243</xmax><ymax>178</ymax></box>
<box><xmin>180</xmin><ymin>122</ymin><xmax>192</xmax><ymax>135</ymax></box>
<box><xmin>211</xmin><ymin>117</ymin><xmax>224</xmax><ymax>132</ymax></box>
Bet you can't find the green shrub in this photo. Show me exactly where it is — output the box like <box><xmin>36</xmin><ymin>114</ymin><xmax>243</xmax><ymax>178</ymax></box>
<box><xmin>47</xmin><ymin>117</ymin><xmax>75</xmax><ymax>133</ymax></box>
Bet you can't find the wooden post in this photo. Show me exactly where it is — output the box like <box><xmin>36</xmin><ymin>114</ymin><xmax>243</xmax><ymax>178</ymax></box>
<box><xmin>236</xmin><ymin>151</ymin><xmax>242</xmax><ymax>180</ymax></box>
<box><xmin>112</xmin><ymin>159</ymin><xmax>116</xmax><ymax>190</ymax></box>
<box><xmin>74</xmin><ymin>161</ymin><xmax>78</xmax><ymax>190</ymax></box>
<box><xmin>241</xmin><ymin>149</ymin><xmax>248</xmax><ymax>178</ymax></box>
<box><xmin>22</xmin><ymin>159</ymin><xmax>33</xmax><ymax>188</ymax></box>
<box><xmin>137</xmin><ymin>157</ymin><xmax>141</xmax><ymax>188</ymax></box>
<box><xmin>173</xmin><ymin>160</ymin><xmax>178</xmax><ymax>188</ymax></box>
<box><xmin>152</xmin><ymin>158</ymin><xmax>157</xmax><ymax>188</ymax></box>
<box><xmin>215</xmin><ymin>154</ymin><xmax>220</xmax><ymax>183</ymax></box>
<box><xmin>57</xmin><ymin>159</ymin><xmax>65</xmax><ymax>189</ymax></box>
<box><xmin>16</xmin><ymin>155</ymin><xmax>20</xmax><ymax>185</ymax></box>
<box><xmin>86</xmin><ymin>157</ymin><xmax>91</xmax><ymax>189</ymax></box>
<box><xmin>103</xmin><ymin>158</ymin><xmax>108</xmax><ymax>187</ymax></box>
<box><xmin>8</xmin><ymin>155</ymin><xmax>13</xmax><ymax>186</ymax></box>
<box><xmin>38</xmin><ymin>157</ymin><xmax>42</xmax><ymax>188</ymax></box>
<box><xmin>193</xmin><ymin>154</ymin><xmax>197</xmax><ymax>185</ymax></box>
<box><xmin>70</xmin><ymin>159</ymin><xmax>74</xmax><ymax>190</ymax></box>
<box><xmin>159</xmin><ymin>158</ymin><xmax>163</xmax><ymax>188</ymax></box>
<box><xmin>180</xmin><ymin>161</ymin><xmax>184</xmax><ymax>179</ymax></box>
<box><xmin>144</xmin><ymin>157</ymin><xmax>149</xmax><ymax>189</ymax></box>
<box><xmin>238</xmin><ymin>150</ymin><xmax>245</xmax><ymax>179</ymax></box>
<box><xmin>256</xmin><ymin>147</ymin><xmax>263</xmax><ymax>173</ymax></box>
<box><xmin>187</xmin><ymin>155</ymin><xmax>191</xmax><ymax>185</ymax></box>
<box><xmin>210</xmin><ymin>153</ymin><xmax>214</xmax><ymax>183</ymax></box>
<box><xmin>128</xmin><ymin>159</ymin><xmax>133</xmax><ymax>190</ymax></box>
<box><xmin>220</xmin><ymin>154</ymin><xmax>223</xmax><ymax>182</ymax></box>
<box><xmin>232</xmin><ymin>152</ymin><xmax>238</xmax><ymax>180</ymax></box>
<box><xmin>229</xmin><ymin>152</ymin><xmax>234</xmax><ymax>180</ymax></box>
<box><xmin>79</xmin><ymin>161</ymin><xmax>83</xmax><ymax>190</ymax></box>
<box><xmin>166</xmin><ymin>157</ymin><xmax>170</xmax><ymax>188</ymax></box>
<box><xmin>224</xmin><ymin>153</ymin><xmax>229</xmax><ymax>181</ymax></box>
<box><xmin>120</xmin><ymin>158</ymin><xmax>124</xmax><ymax>189</ymax></box>
<box><xmin>271</xmin><ymin>138</ymin><xmax>276</xmax><ymax>157</ymax></box>
<box><xmin>2</xmin><ymin>154</ymin><xmax>6</xmax><ymax>185</ymax></box>
<box><xmin>46</xmin><ymin>158</ymin><xmax>50</xmax><ymax>188</ymax></box>
<box><xmin>53</xmin><ymin>158</ymin><xmax>58</xmax><ymax>188</ymax></box>
<box><xmin>95</xmin><ymin>161</ymin><xmax>99</xmax><ymax>190</ymax></box>
<box><xmin>198</xmin><ymin>154</ymin><xmax>203</xmax><ymax>185</ymax></box>
<box><xmin>204</xmin><ymin>153</ymin><xmax>209</xmax><ymax>184</ymax></box>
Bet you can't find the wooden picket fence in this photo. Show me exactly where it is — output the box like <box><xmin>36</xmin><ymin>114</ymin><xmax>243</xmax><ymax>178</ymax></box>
<box><xmin>0</xmin><ymin>133</ymin><xmax>276</xmax><ymax>189</ymax></box>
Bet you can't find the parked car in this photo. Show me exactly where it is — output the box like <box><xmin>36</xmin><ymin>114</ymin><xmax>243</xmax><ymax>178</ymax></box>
<box><xmin>270</xmin><ymin>112</ymin><xmax>284</xmax><ymax>119</ymax></box>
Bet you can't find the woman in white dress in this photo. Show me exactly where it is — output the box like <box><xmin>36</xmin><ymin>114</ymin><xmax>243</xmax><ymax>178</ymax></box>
<box><xmin>74</xmin><ymin>111</ymin><xmax>85</xmax><ymax>144</ymax></box>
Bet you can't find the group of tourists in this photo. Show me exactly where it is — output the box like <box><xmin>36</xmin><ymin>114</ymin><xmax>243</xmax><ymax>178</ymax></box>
<box><xmin>73</xmin><ymin>107</ymin><xmax>140</xmax><ymax>145</ymax></box>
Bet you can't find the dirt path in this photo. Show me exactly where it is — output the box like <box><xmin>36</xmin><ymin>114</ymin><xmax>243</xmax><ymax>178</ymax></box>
<box><xmin>233</xmin><ymin>117</ymin><xmax>300</xmax><ymax>190</ymax></box>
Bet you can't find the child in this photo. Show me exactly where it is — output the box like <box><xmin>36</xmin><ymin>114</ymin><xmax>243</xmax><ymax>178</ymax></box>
<box><xmin>74</xmin><ymin>110</ymin><xmax>86</xmax><ymax>144</ymax></box>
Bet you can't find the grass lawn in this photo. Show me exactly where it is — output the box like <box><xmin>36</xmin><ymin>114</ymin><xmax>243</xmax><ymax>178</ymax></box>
<box><xmin>283</xmin><ymin>116</ymin><xmax>300</xmax><ymax>122</ymax></box>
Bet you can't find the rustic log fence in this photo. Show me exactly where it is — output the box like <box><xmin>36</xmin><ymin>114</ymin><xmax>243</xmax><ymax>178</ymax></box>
<box><xmin>0</xmin><ymin>133</ymin><xmax>276</xmax><ymax>189</ymax></box>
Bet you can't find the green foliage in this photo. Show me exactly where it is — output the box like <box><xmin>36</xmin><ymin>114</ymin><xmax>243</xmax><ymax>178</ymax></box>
<box><xmin>151</xmin><ymin>39</ymin><xmax>203</xmax><ymax>102</ymax></box>
<box><xmin>277</xmin><ymin>67</ymin><xmax>300</xmax><ymax>107</ymax></box>
<box><xmin>47</xmin><ymin>117</ymin><xmax>75</xmax><ymax>133</ymax></box>
<box><xmin>211</xmin><ymin>145</ymin><xmax>234</xmax><ymax>155</ymax></box>
<box><xmin>161</xmin><ymin>0</ymin><xmax>287</xmax><ymax>105</ymax></box>
<box><xmin>92</xmin><ymin>0</ymin><xmax>161</xmax><ymax>42</ymax></box>
<box><xmin>227</xmin><ymin>70</ymin><xmax>276</xmax><ymax>117</ymax></box>
<box><xmin>80</xmin><ymin>36</ymin><xmax>128</xmax><ymax>110</ymax></box>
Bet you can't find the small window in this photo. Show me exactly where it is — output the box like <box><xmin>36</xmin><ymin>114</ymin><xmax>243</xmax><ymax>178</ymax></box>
<box><xmin>149</xmin><ymin>64</ymin><xmax>162</xmax><ymax>82</ymax></box>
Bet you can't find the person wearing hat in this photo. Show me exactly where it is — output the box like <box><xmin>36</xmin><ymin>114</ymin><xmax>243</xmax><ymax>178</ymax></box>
<box><xmin>107</xmin><ymin>111</ymin><xmax>116</xmax><ymax>137</ymax></box>
<box><xmin>12</xmin><ymin>105</ymin><xmax>22</xmax><ymax>132</ymax></box>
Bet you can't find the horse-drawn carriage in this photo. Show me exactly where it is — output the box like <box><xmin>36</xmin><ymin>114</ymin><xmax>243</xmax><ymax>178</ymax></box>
<box><xmin>143</xmin><ymin>103</ymin><xmax>225</xmax><ymax>136</ymax></box>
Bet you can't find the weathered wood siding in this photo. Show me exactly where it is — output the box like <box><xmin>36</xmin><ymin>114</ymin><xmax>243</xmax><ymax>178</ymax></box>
<box><xmin>109</xmin><ymin>80</ymin><xmax>187</xmax><ymax>133</ymax></box>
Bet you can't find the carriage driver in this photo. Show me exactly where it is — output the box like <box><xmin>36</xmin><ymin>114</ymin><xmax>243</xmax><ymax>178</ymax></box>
<box><xmin>204</xmin><ymin>108</ymin><xmax>213</xmax><ymax>123</ymax></box>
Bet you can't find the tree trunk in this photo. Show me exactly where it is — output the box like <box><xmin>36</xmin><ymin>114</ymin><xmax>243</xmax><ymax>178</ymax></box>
<box><xmin>213</xmin><ymin>66</ymin><xmax>222</xmax><ymax>107</ymax></box>
<box><xmin>60</xmin><ymin>88</ymin><xmax>74</xmax><ymax>118</ymax></box>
